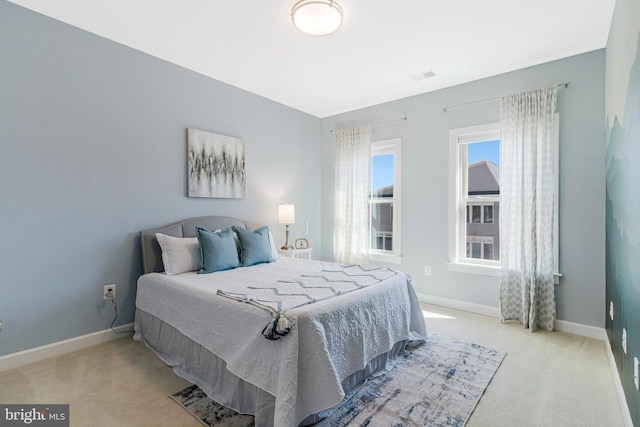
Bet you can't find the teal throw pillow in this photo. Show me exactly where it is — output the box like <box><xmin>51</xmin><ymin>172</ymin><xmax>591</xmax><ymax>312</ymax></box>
<box><xmin>233</xmin><ymin>226</ymin><xmax>274</xmax><ymax>267</ymax></box>
<box><xmin>196</xmin><ymin>227</ymin><xmax>240</xmax><ymax>273</ymax></box>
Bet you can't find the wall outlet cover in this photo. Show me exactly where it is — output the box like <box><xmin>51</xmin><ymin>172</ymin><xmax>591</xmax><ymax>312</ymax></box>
<box><xmin>103</xmin><ymin>284</ymin><xmax>116</xmax><ymax>300</ymax></box>
<box><xmin>609</xmin><ymin>301</ymin><xmax>614</xmax><ymax>321</ymax></box>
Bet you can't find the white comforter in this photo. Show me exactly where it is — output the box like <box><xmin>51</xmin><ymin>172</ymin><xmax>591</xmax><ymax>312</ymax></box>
<box><xmin>135</xmin><ymin>257</ymin><xmax>427</xmax><ymax>427</ymax></box>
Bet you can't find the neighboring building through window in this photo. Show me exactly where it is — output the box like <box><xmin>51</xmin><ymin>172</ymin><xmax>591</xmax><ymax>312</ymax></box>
<box><xmin>369</xmin><ymin>138</ymin><xmax>401</xmax><ymax>263</ymax></box>
<box><xmin>466</xmin><ymin>158</ymin><xmax>500</xmax><ymax>261</ymax></box>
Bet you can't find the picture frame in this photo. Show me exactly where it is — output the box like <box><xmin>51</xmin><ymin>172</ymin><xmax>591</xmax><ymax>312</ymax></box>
<box><xmin>187</xmin><ymin>128</ymin><xmax>246</xmax><ymax>199</ymax></box>
<box><xmin>295</xmin><ymin>238</ymin><xmax>309</xmax><ymax>249</ymax></box>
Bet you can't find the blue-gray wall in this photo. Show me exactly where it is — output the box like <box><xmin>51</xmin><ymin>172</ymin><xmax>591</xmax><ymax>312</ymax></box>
<box><xmin>0</xmin><ymin>1</ymin><xmax>322</xmax><ymax>356</ymax></box>
<box><xmin>606</xmin><ymin>0</ymin><xmax>640</xmax><ymax>423</ymax></box>
<box><xmin>321</xmin><ymin>50</ymin><xmax>606</xmax><ymax>328</ymax></box>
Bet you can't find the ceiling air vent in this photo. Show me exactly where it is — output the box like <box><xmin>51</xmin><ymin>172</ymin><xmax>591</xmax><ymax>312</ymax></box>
<box><xmin>410</xmin><ymin>70</ymin><xmax>436</xmax><ymax>81</ymax></box>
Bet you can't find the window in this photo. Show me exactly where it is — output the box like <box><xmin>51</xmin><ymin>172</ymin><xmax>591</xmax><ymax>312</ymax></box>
<box><xmin>467</xmin><ymin>203</ymin><xmax>495</xmax><ymax>224</ymax></box>
<box><xmin>449</xmin><ymin>117</ymin><xmax>560</xmax><ymax>278</ymax></box>
<box><xmin>484</xmin><ymin>205</ymin><xmax>493</xmax><ymax>223</ymax></box>
<box><xmin>449</xmin><ymin>123</ymin><xmax>501</xmax><ymax>275</ymax></box>
<box><xmin>466</xmin><ymin>236</ymin><xmax>495</xmax><ymax>260</ymax></box>
<box><xmin>369</xmin><ymin>138</ymin><xmax>401</xmax><ymax>263</ymax></box>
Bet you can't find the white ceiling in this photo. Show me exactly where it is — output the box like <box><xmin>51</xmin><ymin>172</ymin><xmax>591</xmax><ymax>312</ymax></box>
<box><xmin>9</xmin><ymin>0</ymin><xmax>615</xmax><ymax>118</ymax></box>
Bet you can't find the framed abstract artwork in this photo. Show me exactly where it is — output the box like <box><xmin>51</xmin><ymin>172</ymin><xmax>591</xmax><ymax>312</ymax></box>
<box><xmin>187</xmin><ymin>128</ymin><xmax>246</xmax><ymax>199</ymax></box>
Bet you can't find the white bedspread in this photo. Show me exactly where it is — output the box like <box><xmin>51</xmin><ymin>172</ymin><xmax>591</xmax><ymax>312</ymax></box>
<box><xmin>135</xmin><ymin>257</ymin><xmax>426</xmax><ymax>427</ymax></box>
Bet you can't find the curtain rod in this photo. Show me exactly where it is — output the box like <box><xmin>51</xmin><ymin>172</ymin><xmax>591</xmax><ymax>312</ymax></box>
<box><xmin>442</xmin><ymin>82</ymin><xmax>570</xmax><ymax>112</ymax></box>
<box><xmin>331</xmin><ymin>116</ymin><xmax>407</xmax><ymax>133</ymax></box>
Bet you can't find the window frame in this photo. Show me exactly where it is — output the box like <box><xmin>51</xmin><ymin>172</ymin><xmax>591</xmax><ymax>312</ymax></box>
<box><xmin>369</xmin><ymin>138</ymin><xmax>402</xmax><ymax>264</ymax></box>
<box><xmin>449</xmin><ymin>123</ymin><xmax>502</xmax><ymax>275</ymax></box>
<box><xmin>448</xmin><ymin>118</ymin><xmax>560</xmax><ymax>280</ymax></box>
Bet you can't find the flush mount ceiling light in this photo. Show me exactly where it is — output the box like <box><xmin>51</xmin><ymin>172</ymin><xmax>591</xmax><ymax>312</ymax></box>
<box><xmin>291</xmin><ymin>0</ymin><xmax>344</xmax><ymax>36</ymax></box>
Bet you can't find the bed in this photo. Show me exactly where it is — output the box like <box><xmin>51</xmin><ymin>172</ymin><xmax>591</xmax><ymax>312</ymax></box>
<box><xmin>133</xmin><ymin>216</ymin><xmax>427</xmax><ymax>427</ymax></box>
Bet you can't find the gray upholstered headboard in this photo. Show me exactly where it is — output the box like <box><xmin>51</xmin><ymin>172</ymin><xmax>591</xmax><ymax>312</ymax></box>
<box><xmin>140</xmin><ymin>216</ymin><xmax>258</xmax><ymax>275</ymax></box>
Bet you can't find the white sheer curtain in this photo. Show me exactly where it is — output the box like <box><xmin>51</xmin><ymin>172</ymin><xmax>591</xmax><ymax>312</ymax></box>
<box><xmin>499</xmin><ymin>86</ymin><xmax>557</xmax><ymax>332</ymax></box>
<box><xmin>333</xmin><ymin>125</ymin><xmax>372</xmax><ymax>264</ymax></box>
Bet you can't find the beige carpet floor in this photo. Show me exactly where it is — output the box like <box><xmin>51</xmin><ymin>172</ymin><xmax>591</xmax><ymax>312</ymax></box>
<box><xmin>0</xmin><ymin>304</ymin><xmax>625</xmax><ymax>426</ymax></box>
<box><xmin>423</xmin><ymin>305</ymin><xmax>625</xmax><ymax>427</ymax></box>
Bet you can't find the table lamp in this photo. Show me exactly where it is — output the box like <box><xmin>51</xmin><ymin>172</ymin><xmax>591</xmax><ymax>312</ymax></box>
<box><xmin>278</xmin><ymin>204</ymin><xmax>295</xmax><ymax>250</ymax></box>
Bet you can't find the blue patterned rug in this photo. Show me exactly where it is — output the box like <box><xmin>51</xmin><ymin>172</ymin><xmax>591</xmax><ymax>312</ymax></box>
<box><xmin>169</xmin><ymin>333</ymin><xmax>505</xmax><ymax>426</ymax></box>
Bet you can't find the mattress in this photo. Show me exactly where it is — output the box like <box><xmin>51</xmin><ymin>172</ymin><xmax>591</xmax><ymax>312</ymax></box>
<box><xmin>134</xmin><ymin>257</ymin><xmax>426</xmax><ymax>426</ymax></box>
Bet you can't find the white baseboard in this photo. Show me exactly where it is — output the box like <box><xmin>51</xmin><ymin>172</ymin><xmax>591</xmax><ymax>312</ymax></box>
<box><xmin>417</xmin><ymin>293</ymin><xmax>499</xmax><ymax>318</ymax></box>
<box><xmin>554</xmin><ymin>319</ymin><xmax>607</xmax><ymax>341</ymax></box>
<box><xmin>0</xmin><ymin>323</ymin><xmax>134</xmax><ymax>372</ymax></box>
<box><xmin>417</xmin><ymin>293</ymin><xmax>606</xmax><ymax>340</ymax></box>
<box><xmin>604</xmin><ymin>333</ymin><xmax>634</xmax><ymax>426</ymax></box>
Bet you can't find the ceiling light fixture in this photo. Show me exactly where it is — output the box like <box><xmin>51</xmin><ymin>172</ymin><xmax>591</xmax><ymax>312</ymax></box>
<box><xmin>291</xmin><ymin>0</ymin><xmax>343</xmax><ymax>36</ymax></box>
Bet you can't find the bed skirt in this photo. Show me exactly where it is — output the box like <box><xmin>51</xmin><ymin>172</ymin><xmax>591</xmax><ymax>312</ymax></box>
<box><xmin>134</xmin><ymin>309</ymin><xmax>408</xmax><ymax>427</ymax></box>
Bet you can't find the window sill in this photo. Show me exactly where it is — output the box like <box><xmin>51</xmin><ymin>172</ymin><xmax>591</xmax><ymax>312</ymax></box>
<box><xmin>369</xmin><ymin>253</ymin><xmax>402</xmax><ymax>265</ymax></box>
<box><xmin>448</xmin><ymin>261</ymin><xmax>501</xmax><ymax>277</ymax></box>
<box><xmin>447</xmin><ymin>262</ymin><xmax>563</xmax><ymax>284</ymax></box>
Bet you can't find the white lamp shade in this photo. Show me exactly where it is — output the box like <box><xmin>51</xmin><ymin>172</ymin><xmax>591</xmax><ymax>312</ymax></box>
<box><xmin>279</xmin><ymin>204</ymin><xmax>296</xmax><ymax>224</ymax></box>
<box><xmin>291</xmin><ymin>0</ymin><xmax>343</xmax><ymax>36</ymax></box>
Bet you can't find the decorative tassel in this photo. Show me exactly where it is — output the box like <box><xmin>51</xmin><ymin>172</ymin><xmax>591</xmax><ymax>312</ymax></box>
<box><xmin>262</xmin><ymin>318</ymin><xmax>278</xmax><ymax>340</ymax></box>
<box><xmin>276</xmin><ymin>315</ymin><xmax>291</xmax><ymax>336</ymax></box>
<box><xmin>261</xmin><ymin>314</ymin><xmax>291</xmax><ymax>340</ymax></box>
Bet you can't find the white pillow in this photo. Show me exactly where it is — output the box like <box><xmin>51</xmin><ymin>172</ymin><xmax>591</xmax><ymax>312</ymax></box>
<box><xmin>156</xmin><ymin>233</ymin><xmax>201</xmax><ymax>275</ymax></box>
<box><xmin>268</xmin><ymin>231</ymin><xmax>280</xmax><ymax>260</ymax></box>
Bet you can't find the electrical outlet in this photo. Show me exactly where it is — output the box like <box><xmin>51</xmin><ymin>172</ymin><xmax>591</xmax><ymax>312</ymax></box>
<box><xmin>622</xmin><ymin>328</ymin><xmax>627</xmax><ymax>354</ymax></box>
<box><xmin>424</xmin><ymin>266</ymin><xmax>432</xmax><ymax>276</ymax></box>
<box><xmin>103</xmin><ymin>284</ymin><xmax>116</xmax><ymax>300</ymax></box>
<box><xmin>609</xmin><ymin>301</ymin><xmax>614</xmax><ymax>321</ymax></box>
<box><xmin>0</xmin><ymin>320</ymin><xmax>3</xmax><ymax>333</ymax></box>
<box><xmin>634</xmin><ymin>357</ymin><xmax>639</xmax><ymax>391</ymax></box>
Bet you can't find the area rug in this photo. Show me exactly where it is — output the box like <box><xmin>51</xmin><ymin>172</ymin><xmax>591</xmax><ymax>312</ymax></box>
<box><xmin>169</xmin><ymin>333</ymin><xmax>506</xmax><ymax>426</ymax></box>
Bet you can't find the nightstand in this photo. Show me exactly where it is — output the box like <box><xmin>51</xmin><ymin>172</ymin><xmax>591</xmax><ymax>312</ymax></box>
<box><xmin>277</xmin><ymin>248</ymin><xmax>313</xmax><ymax>259</ymax></box>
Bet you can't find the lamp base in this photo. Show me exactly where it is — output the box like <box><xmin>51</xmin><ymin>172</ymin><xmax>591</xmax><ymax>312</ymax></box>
<box><xmin>281</xmin><ymin>224</ymin><xmax>293</xmax><ymax>251</ymax></box>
